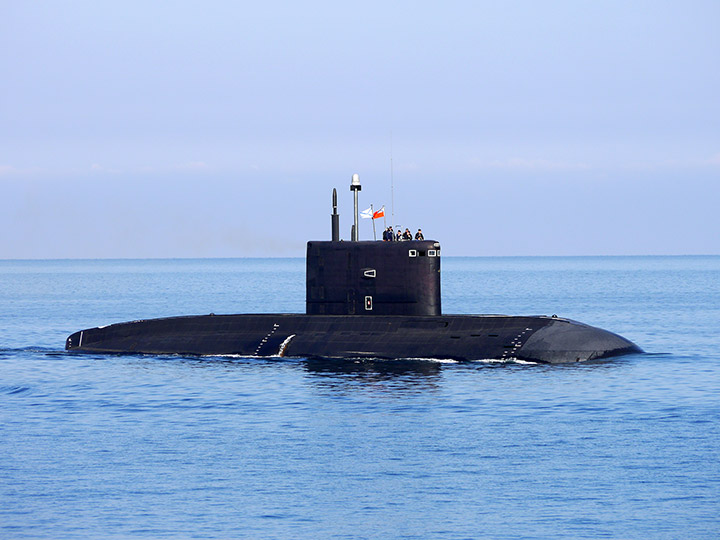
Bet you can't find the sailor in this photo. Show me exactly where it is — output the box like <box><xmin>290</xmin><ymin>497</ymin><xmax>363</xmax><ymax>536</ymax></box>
<box><xmin>388</xmin><ymin>226</ymin><xmax>395</xmax><ymax>241</ymax></box>
<box><xmin>396</xmin><ymin>229</ymin><xmax>403</xmax><ymax>242</ymax></box>
<box><xmin>403</xmin><ymin>228</ymin><xmax>412</xmax><ymax>241</ymax></box>
<box><xmin>415</xmin><ymin>229</ymin><xmax>424</xmax><ymax>240</ymax></box>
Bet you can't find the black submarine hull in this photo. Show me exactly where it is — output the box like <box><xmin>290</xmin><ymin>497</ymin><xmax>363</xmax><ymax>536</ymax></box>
<box><xmin>65</xmin><ymin>313</ymin><xmax>641</xmax><ymax>364</ymax></box>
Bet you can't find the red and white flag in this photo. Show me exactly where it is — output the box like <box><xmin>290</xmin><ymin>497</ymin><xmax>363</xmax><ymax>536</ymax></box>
<box><xmin>372</xmin><ymin>206</ymin><xmax>385</xmax><ymax>219</ymax></box>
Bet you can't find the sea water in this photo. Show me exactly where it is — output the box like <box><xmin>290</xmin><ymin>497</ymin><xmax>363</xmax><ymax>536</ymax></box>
<box><xmin>1</xmin><ymin>256</ymin><xmax>718</xmax><ymax>539</ymax></box>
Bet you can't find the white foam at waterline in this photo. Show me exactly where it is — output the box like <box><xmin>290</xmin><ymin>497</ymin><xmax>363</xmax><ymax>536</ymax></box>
<box><xmin>200</xmin><ymin>354</ymin><xmax>257</xmax><ymax>359</ymax></box>
<box><xmin>511</xmin><ymin>358</ymin><xmax>539</xmax><ymax>365</ymax></box>
<box><xmin>196</xmin><ymin>354</ymin><xmax>540</xmax><ymax>365</ymax></box>
<box><xmin>400</xmin><ymin>357</ymin><xmax>459</xmax><ymax>363</ymax></box>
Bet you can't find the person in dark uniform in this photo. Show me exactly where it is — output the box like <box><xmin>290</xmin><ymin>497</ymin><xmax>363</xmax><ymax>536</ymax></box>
<box><xmin>403</xmin><ymin>228</ymin><xmax>412</xmax><ymax>241</ymax></box>
<box><xmin>396</xmin><ymin>229</ymin><xmax>403</xmax><ymax>242</ymax></box>
<box><xmin>415</xmin><ymin>229</ymin><xmax>424</xmax><ymax>240</ymax></box>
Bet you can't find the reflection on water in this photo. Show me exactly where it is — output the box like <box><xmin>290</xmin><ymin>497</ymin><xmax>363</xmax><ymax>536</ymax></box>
<box><xmin>301</xmin><ymin>358</ymin><xmax>443</xmax><ymax>393</ymax></box>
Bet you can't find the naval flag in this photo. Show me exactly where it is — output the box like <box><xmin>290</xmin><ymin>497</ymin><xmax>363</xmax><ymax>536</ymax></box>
<box><xmin>361</xmin><ymin>206</ymin><xmax>385</xmax><ymax>219</ymax></box>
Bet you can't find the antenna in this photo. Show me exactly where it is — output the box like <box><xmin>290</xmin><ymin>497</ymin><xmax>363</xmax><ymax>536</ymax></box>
<box><xmin>390</xmin><ymin>132</ymin><xmax>395</xmax><ymax>227</ymax></box>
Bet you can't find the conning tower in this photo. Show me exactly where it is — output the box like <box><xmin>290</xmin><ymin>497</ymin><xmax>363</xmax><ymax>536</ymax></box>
<box><xmin>306</xmin><ymin>175</ymin><xmax>441</xmax><ymax>316</ymax></box>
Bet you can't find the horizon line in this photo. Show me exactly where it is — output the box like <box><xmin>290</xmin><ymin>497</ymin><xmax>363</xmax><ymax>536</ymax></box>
<box><xmin>2</xmin><ymin>253</ymin><xmax>719</xmax><ymax>262</ymax></box>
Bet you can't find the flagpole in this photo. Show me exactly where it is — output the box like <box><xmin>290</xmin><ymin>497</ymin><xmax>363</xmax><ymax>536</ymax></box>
<box><xmin>371</xmin><ymin>204</ymin><xmax>376</xmax><ymax>241</ymax></box>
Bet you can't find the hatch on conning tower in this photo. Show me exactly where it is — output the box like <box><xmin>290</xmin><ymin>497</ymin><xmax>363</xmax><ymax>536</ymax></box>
<box><xmin>306</xmin><ymin>179</ymin><xmax>441</xmax><ymax>316</ymax></box>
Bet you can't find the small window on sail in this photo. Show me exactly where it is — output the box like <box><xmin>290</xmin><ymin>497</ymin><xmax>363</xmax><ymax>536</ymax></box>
<box><xmin>408</xmin><ymin>250</ymin><xmax>417</xmax><ymax>257</ymax></box>
<box><xmin>428</xmin><ymin>250</ymin><xmax>437</xmax><ymax>257</ymax></box>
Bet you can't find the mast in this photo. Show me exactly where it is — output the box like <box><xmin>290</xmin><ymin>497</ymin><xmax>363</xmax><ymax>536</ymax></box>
<box><xmin>331</xmin><ymin>188</ymin><xmax>339</xmax><ymax>241</ymax></box>
<box><xmin>350</xmin><ymin>173</ymin><xmax>361</xmax><ymax>241</ymax></box>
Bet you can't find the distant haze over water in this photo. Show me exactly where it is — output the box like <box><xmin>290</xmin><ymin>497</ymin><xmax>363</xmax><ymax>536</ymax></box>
<box><xmin>1</xmin><ymin>2</ymin><xmax>719</xmax><ymax>258</ymax></box>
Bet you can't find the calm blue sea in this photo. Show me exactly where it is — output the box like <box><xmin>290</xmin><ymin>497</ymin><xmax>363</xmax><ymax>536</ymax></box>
<box><xmin>1</xmin><ymin>256</ymin><xmax>718</xmax><ymax>539</ymax></box>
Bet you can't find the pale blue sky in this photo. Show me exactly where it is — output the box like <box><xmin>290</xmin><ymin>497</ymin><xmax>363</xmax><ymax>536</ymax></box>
<box><xmin>1</xmin><ymin>0</ymin><xmax>718</xmax><ymax>257</ymax></box>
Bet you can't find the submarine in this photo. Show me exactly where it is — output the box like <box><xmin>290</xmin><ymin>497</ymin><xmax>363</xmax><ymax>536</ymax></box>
<box><xmin>66</xmin><ymin>174</ymin><xmax>641</xmax><ymax>364</ymax></box>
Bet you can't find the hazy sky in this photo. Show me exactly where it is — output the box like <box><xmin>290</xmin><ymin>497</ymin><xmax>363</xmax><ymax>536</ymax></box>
<box><xmin>2</xmin><ymin>0</ymin><xmax>718</xmax><ymax>258</ymax></box>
